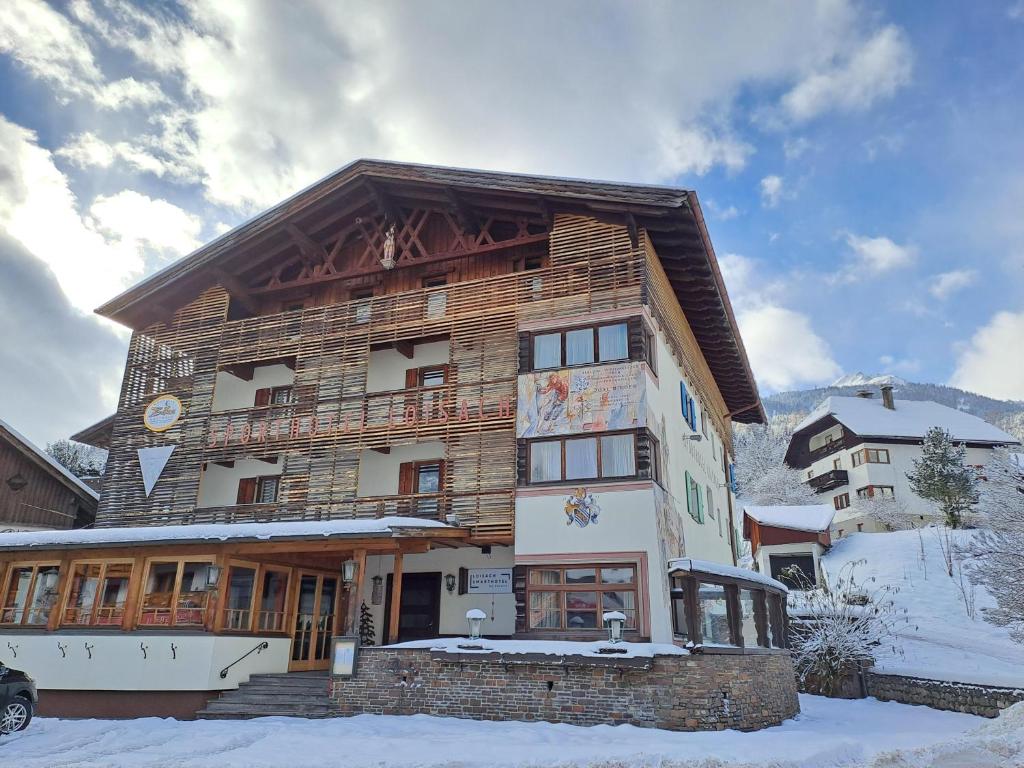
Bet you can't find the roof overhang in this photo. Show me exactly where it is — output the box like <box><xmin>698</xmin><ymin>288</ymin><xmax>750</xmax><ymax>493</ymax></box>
<box><xmin>95</xmin><ymin>160</ymin><xmax>764</xmax><ymax>424</ymax></box>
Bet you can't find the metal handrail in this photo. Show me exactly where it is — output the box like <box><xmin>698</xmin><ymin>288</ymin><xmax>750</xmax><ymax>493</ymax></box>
<box><xmin>219</xmin><ymin>640</ymin><xmax>270</xmax><ymax>679</ymax></box>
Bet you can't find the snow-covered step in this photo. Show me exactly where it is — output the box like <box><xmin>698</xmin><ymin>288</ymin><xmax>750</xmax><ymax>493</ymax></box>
<box><xmin>196</xmin><ymin>671</ymin><xmax>337</xmax><ymax>719</ymax></box>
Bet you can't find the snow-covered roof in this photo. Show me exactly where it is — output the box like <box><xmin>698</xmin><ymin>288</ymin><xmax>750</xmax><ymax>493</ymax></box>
<box><xmin>795</xmin><ymin>396</ymin><xmax>1019</xmax><ymax>444</ymax></box>
<box><xmin>0</xmin><ymin>418</ymin><xmax>99</xmax><ymax>501</ymax></box>
<box><xmin>0</xmin><ymin>517</ymin><xmax>450</xmax><ymax>551</ymax></box>
<box><xmin>744</xmin><ymin>504</ymin><xmax>835</xmax><ymax>533</ymax></box>
<box><xmin>667</xmin><ymin>557</ymin><xmax>788</xmax><ymax>592</ymax></box>
<box><xmin>390</xmin><ymin>637</ymin><xmax>687</xmax><ymax>659</ymax></box>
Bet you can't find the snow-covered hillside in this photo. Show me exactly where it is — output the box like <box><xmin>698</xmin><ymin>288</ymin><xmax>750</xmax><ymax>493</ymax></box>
<box><xmin>819</xmin><ymin>529</ymin><xmax>1023</xmax><ymax>688</ymax></box>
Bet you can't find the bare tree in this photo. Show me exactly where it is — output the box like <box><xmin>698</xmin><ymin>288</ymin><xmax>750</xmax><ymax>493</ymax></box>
<box><xmin>852</xmin><ymin>493</ymin><xmax>918</xmax><ymax>532</ymax></box>
<box><xmin>961</xmin><ymin>447</ymin><xmax>1024</xmax><ymax>642</ymax></box>
<box><xmin>733</xmin><ymin>420</ymin><xmax>819</xmax><ymax>506</ymax></box>
<box><xmin>788</xmin><ymin>560</ymin><xmax>906</xmax><ymax>696</ymax></box>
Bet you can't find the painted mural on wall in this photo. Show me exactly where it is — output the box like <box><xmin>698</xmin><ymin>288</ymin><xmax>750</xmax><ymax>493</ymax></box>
<box><xmin>654</xmin><ymin>483</ymin><xmax>685</xmax><ymax>563</ymax></box>
<box><xmin>564</xmin><ymin>487</ymin><xmax>600</xmax><ymax>528</ymax></box>
<box><xmin>517</xmin><ymin>362</ymin><xmax>646</xmax><ymax>438</ymax></box>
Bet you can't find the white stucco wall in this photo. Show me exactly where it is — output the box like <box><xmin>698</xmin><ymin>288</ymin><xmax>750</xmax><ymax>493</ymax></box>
<box><xmin>0</xmin><ymin>634</ymin><xmax>291</xmax><ymax>691</ymax></box>
<box><xmin>356</xmin><ymin>441</ymin><xmax>445</xmax><ymax>497</ymax></box>
<box><xmin>365</xmin><ymin>341</ymin><xmax>449</xmax><ymax>393</ymax></box>
<box><xmin>197</xmin><ymin>458</ymin><xmax>283</xmax><ymax>507</ymax></box>
<box><xmin>356</xmin><ymin>546</ymin><xmax>516</xmax><ymax>639</ymax></box>
<box><xmin>211</xmin><ymin>364</ymin><xmax>295</xmax><ymax>412</ymax></box>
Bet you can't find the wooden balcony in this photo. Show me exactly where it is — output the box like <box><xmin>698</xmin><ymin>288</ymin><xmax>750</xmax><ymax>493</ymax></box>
<box><xmin>808</xmin><ymin>469</ymin><xmax>848</xmax><ymax>493</ymax></box>
<box><xmin>808</xmin><ymin>439</ymin><xmax>846</xmax><ymax>463</ymax></box>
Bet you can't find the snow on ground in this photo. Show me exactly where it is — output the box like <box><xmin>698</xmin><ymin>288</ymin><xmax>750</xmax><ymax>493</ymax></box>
<box><xmin>390</xmin><ymin>637</ymin><xmax>687</xmax><ymax>657</ymax></box>
<box><xmin>819</xmin><ymin>529</ymin><xmax>1024</xmax><ymax>688</ymax></box>
<box><xmin>0</xmin><ymin>696</ymin><xmax>1008</xmax><ymax>768</ymax></box>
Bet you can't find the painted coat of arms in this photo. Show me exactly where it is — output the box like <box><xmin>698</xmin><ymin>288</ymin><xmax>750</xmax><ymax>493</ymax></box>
<box><xmin>564</xmin><ymin>488</ymin><xmax>600</xmax><ymax>528</ymax></box>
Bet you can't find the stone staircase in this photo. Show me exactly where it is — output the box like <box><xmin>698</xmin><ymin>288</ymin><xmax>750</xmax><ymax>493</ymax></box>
<box><xmin>196</xmin><ymin>671</ymin><xmax>337</xmax><ymax>719</ymax></box>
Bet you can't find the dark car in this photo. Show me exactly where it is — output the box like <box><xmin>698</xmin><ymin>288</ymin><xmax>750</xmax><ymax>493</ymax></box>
<box><xmin>0</xmin><ymin>664</ymin><xmax>37</xmax><ymax>734</ymax></box>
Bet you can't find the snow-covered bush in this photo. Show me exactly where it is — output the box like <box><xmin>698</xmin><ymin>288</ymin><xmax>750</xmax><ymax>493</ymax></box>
<box><xmin>732</xmin><ymin>421</ymin><xmax>818</xmax><ymax>506</ymax></box>
<box><xmin>788</xmin><ymin>560</ymin><xmax>906</xmax><ymax>696</ymax></box>
<box><xmin>962</xmin><ymin>447</ymin><xmax>1024</xmax><ymax>642</ymax></box>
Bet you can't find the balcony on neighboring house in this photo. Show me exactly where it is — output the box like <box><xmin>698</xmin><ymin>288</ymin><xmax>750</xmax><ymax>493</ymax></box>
<box><xmin>808</xmin><ymin>469</ymin><xmax>849</xmax><ymax>493</ymax></box>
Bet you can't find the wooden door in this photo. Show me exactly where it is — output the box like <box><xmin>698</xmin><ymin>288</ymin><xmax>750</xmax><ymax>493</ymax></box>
<box><xmin>383</xmin><ymin>572</ymin><xmax>441</xmax><ymax>644</ymax></box>
<box><xmin>289</xmin><ymin>572</ymin><xmax>339</xmax><ymax>671</ymax></box>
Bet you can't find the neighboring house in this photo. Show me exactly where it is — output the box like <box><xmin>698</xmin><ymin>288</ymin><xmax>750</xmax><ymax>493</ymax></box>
<box><xmin>785</xmin><ymin>385</ymin><xmax>1019</xmax><ymax>536</ymax></box>
<box><xmin>0</xmin><ymin>419</ymin><xmax>97</xmax><ymax>531</ymax></box>
<box><xmin>742</xmin><ymin>505</ymin><xmax>834</xmax><ymax>589</ymax></box>
<box><xmin>0</xmin><ymin>160</ymin><xmax>780</xmax><ymax>717</ymax></box>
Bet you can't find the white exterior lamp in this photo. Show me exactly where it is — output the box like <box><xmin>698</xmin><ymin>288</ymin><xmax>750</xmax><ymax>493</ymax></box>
<box><xmin>342</xmin><ymin>559</ymin><xmax>359</xmax><ymax>585</ymax></box>
<box><xmin>466</xmin><ymin>608</ymin><xmax>486</xmax><ymax>641</ymax></box>
<box><xmin>603</xmin><ymin>611</ymin><xmax>627</xmax><ymax>644</ymax></box>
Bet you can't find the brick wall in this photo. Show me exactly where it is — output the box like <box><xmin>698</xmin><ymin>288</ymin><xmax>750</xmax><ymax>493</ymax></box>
<box><xmin>331</xmin><ymin>648</ymin><xmax>799</xmax><ymax>731</ymax></box>
<box><xmin>866</xmin><ymin>673</ymin><xmax>1024</xmax><ymax>718</ymax></box>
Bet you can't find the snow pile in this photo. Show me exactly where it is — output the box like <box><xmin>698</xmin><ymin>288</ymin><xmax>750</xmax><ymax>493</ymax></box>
<box><xmin>0</xmin><ymin>695</ymin><xmax>995</xmax><ymax>767</ymax></box>
<box><xmin>0</xmin><ymin>517</ymin><xmax>449</xmax><ymax>549</ymax></box>
<box><xmin>819</xmin><ymin>529</ymin><xmax>1024</xmax><ymax>687</ymax></box>
<box><xmin>744</xmin><ymin>505</ymin><xmax>835</xmax><ymax>533</ymax></box>
<box><xmin>389</xmin><ymin>637</ymin><xmax>688</xmax><ymax>658</ymax></box>
<box><xmin>669</xmin><ymin>557</ymin><xmax>789</xmax><ymax>592</ymax></box>
<box><xmin>795</xmin><ymin>396</ymin><xmax>1018</xmax><ymax>443</ymax></box>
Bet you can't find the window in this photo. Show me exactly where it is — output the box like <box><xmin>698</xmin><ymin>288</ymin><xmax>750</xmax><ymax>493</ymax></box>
<box><xmin>834</xmin><ymin>492</ymin><xmax>850</xmax><ymax>510</ymax></box>
<box><xmin>236</xmin><ymin>476</ymin><xmax>280</xmax><ymax>505</ymax></box>
<box><xmin>695</xmin><ymin>583</ymin><xmax>731</xmax><ymax>645</ymax></box>
<box><xmin>700</xmin><ymin>407</ymin><xmax>708</xmax><ymax>438</ymax></box>
<box><xmin>351</xmin><ymin>288</ymin><xmax>374</xmax><ymax>323</ymax></box>
<box><xmin>852</xmin><ymin>447</ymin><xmax>890</xmax><ymax>466</ymax></box>
<box><xmin>833</xmin><ymin>457</ymin><xmax>842</xmax><ymax>470</ymax></box>
<box><xmin>224</xmin><ymin>565</ymin><xmax>257</xmax><ymax>631</ymax></box>
<box><xmin>769</xmin><ymin>554</ymin><xmax>816</xmax><ymax>589</ymax></box>
<box><xmin>857</xmin><ymin>523</ymin><xmax>864</xmax><ymax>532</ymax></box>
<box><xmin>529</xmin><ymin>322</ymin><xmax>629</xmax><ymax>370</ymax></box>
<box><xmin>1</xmin><ymin>563</ymin><xmax>60</xmax><ymax>625</ymax></box>
<box><xmin>527</xmin><ymin>432</ymin><xmax>637</xmax><ymax>484</ymax></box>
<box><xmin>670</xmin><ymin>582</ymin><xmax>690</xmax><ymax>642</ymax></box>
<box><xmin>257</xmin><ymin>568</ymin><xmax>290</xmax><ymax>632</ymax></box>
<box><xmin>415</xmin><ymin>463</ymin><xmax>441</xmax><ymax>493</ymax></box>
<box><xmin>139</xmin><ymin>559</ymin><xmax>214</xmax><ymax>627</ymax></box>
<box><xmin>423</xmin><ymin>275</ymin><xmax>448</xmax><ymax>317</ymax></box>
<box><xmin>418</xmin><ymin>366</ymin><xmax>446</xmax><ymax>388</ymax></box>
<box><xmin>739</xmin><ymin>588</ymin><xmax>763</xmax><ymax>648</ymax></box>
<box><xmin>680</xmin><ymin>382</ymin><xmax>696</xmax><ymax>431</ymax></box>
<box><xmin>684</xmin><ymin>471</ymin><xmax>704</xmax><ymax>523</ymax></box>
<box><xmin>255</xmin><ymin>386</ymin><xmax>293</xmax><ymax>406</ymax></box>
<box><xmin>62</xmin><ymin>561</ymin><xmax>132</xmax><ymax>626</ymax></box>
<box><xmin>526</xmin><ymin>565</ymin><xmax>637</xmax><ymax>631</ymax></box>
<box><xmin>398</xmin><ymin>460</ymin><xmax>445</xmax><ymax>516</ymax></box>
<box><xmin>857</xmin><ymin>485</ymin><xmax>894</xmax><ymax>499</ymax></box>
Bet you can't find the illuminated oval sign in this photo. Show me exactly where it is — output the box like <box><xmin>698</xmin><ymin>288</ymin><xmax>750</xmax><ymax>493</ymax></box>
<box><xmin>143</xmin><ymin>395</ymin><xmax>183</xmax><ymax>432</ymax></box>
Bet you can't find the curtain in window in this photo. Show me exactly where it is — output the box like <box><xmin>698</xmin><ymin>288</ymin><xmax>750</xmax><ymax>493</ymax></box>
<box><xmin>600</xmin><ymin>434</ymin><xmax>635</xmax><ymax>477</ymax></box>
<box><xmin>530</xmin><ymin>441</ymin><xmax>561</xmax><ymax>482</ymax></box>
<box><xmin>533</xmin><ymin>334</ymin><xmax>561</xmax><ymax>369</ymax></box>
<box><xmin>565</xmin><ymin>438</ymin><xmax>597</xmax><ymax>479</ymax></box>
<box><xmin>565</xmin><ymin>329</ymin><xmax>594</xmax><ymax>366</ymax></box>
<box><xmin>598</xmin><ymin>323</ymin><xmax>628</xmax><ymax>361</ymax></box>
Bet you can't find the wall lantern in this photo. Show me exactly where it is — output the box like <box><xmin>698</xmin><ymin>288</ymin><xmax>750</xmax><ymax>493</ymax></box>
<box><xmin>466</xmin><ymin>608</ymin><xmax>486</xmax><ymax>640</ymax></box>
<box><xmin>203</xmin><ymin>564</ymin><xmax>222</xmax><ymax>592</ymax></box>
<box><xmin>445</xmin><ymin>573</ymin><xmax>457</xmax><ymax>594</ymax></box>
<box><xmin>686</xmin><ymin>434</ymin><xmax>703</xmax><ymax>442</ymax></box>
<box><xmin>371</xmin><ymin>575</ymin><xmax>383</xmax><ymax>605</ymax></box>
<box><xmin>342</xmin><ymin>559</ymin><xmax>359</xmax><ymax>585</ymax></box>
<box><xmin>603</xmin><ymin>611</ymin><xmax>626</xmax><ymax>644</ymax></box>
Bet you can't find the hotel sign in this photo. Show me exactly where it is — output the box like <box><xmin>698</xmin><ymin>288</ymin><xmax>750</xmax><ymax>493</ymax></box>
<box><xmin>466</xmin><ymin>568</ymin><xmax>513</xmax><ymax>594</ymax></box>
<box><xmin>144</xmin><ymin>395</ymin><xmax>183</xmax><ymax>432</ymax></box>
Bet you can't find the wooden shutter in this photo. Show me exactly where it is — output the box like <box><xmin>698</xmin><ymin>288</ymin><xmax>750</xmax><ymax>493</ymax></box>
<box><xmin>627</xmin><ymin>318</ymin><xmax>645</xmax><ymax>362</ymax></box>
<box><xmin>398</xmin><ymin>462</ymin><xmax>416</xmax><ymax>495</ymax></box>
<box><xmin>680</xmin><ymin>383</ymin><xmax>689</xmax><ymax>423</ymax></box>
<box><xmin>517</xmin><ymin>333</ymin><xmax>532</xmax><ymax>374</ymax></box>
<box><xmin>236</xmin><ymin>478</ymin><xmax>257</xmax><ymax>504</ymax></box>
<box><xmin>254</xmin><ymin>388</ymin><xmax>272</xmax><ymax>407</ymax></box>
<box><xmin>684</xmin><ymin>471</ymin><xmax>693</xmax><ymax>518</ymax></box>
<box><xmin>405</xmin><ymin>368</ymin><xmax>419</xmax><ymax>389</ymax></box>
<box><xmin>515</xmin><ymin>439</ymin><xmax>529</xmax><ymax>486</ymax></box>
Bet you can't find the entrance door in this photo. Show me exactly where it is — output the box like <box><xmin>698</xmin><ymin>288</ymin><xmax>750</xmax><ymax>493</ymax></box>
<box><xmin>290</xmin><ymin>572</ymin><xmax>339</xmax><ymax>670</ymax></box>
<box><xmin>383</xmin><ymin>572</ymin><xmax>441</xmax><ymax>644</ymax></box>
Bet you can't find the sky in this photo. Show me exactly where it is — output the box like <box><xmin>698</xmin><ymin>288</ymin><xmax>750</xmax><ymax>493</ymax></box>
<box><xmin>1</xmin><ymin>0</ymin><xmax>1023</xmax><ymax>447</ymax></box>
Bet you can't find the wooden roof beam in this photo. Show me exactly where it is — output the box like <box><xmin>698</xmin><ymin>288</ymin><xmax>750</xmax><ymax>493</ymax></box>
<box><xmin>213</xmin><ymin>268</ymin><xmax>260</xmax><ymax>316</ymax></box>
<box><xmin>285</xmin><ymin>224</ymin><xmax>328</xmax><ymax>268</ymax></box>
<box><xmin>445</xmin><ymin>187</ymin><xmax>481</xmax><ymax>235</ymax></box>
<box><xmin>365</xmin><ymin>180</ymin><xmax>403</xmax><ymax>227</ymax></box>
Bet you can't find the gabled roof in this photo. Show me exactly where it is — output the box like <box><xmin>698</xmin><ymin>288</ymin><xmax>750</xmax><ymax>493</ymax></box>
<box><xmin>0</xmin><ymin>419</ymin><xmax>99</xmax><ymax>502</ymax></box>
<box><xmin>794</xmin><ymin>396</ymin><xmax>1018</xmax><ymax>445</ymax></box>
<box><xmin>743</xmin><ymin>505</ymin><xmax>835</xmax><ymax>533</ymax></box>
<box><xmin>94</xmin><ymin>159</ymin><xmax>764</xmax><ymax>423</ymax></box>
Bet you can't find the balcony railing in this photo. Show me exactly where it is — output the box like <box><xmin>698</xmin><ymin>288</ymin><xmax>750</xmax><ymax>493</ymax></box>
<box><xmin>808</xmin><ymin>438</ymin><xmax>845</xmax><ymax>463</ymax></box>
<box><xmin>808</xmin><ymin>469</ymin><xmax>849</xmax><ymax>493</ymax></box>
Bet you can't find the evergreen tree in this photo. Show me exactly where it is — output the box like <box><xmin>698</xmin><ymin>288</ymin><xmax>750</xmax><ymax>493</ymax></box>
<box><xmin>358</xmin><ymin>601</ymin><xmax>375</xmax><ymax>646</ymax></box>
<box><xmin>906</xmin><ymin>427</ymin><xmax>979</xmax><ymax>529</ymax></box>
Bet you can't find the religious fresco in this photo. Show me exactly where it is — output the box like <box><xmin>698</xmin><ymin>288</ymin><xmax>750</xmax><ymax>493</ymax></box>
<box><xmin>516</xmin><ymin>362</ymin><xmax>646</xmax><ymax>438</ymax></box>
<box><xmin>563</xmin><ymin>487</ymin><xmax>600</xmax><ymax>528</ymax></box>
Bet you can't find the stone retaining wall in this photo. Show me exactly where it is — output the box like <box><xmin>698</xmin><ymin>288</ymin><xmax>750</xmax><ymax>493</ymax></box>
<box><xmin>866</xmin><ymin>673</ymin><xmax>1024</xmax><ymax>718</ymax></box>
<box><xmin>330</xmin><ymin>647</ymin><xmax>799</xmax><ymax>731</ymax></box>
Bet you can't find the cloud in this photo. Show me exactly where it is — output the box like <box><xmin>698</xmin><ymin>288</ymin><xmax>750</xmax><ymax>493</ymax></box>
<box><xmin>783</xmin><ymin>137</ymin><xmax>811</xmax><ymax>160</ymax></box>
<box><xmin>950</xmin><ymin>311</ymin><xmax>1024</xmax><ymax>401</ymax></box>
<box><xmin>0</xmin><ymin>233</ymin><xmax>125</xmax><ymax>446</ymax></box>
<box><xmin>0</xmin><ymin>116</ymin><xmax>203</xmax><ymax>313</ymax></box>
<box><xmin>719</xmin><ymin>253</ymin><xmax>841</xmax><ymax>391</ymax></box>
<box><xmin>760</xmin><ymin>175</ymin><xmax>785</xmax><ymax>207</ymax></box>
<box><xmin>1009</xmin><ymin>1</ymin><xmax>1024</xmax><ymax>21</ymax></box>
<box><xmin>0</xmin><ymin>0</ymin><xmax>163</xmax><ymax>108</ymax></box>
<box><xmin>781</xmin><ymin>26</ymin><xmax>913</xmax><ymax>122</ymax></box>
<box><xmin>840</xmin><ymin>233</ymin><xmax>917</xmax><ymax>280</ymax></box>
<box><xmin>55</xmin><ymin>0</ymin><xmax>914</xmax><ymax>210</ymax></box>
<box><xmin>703</xmin><ymin>200</ymin><xmax>739</xmax><ymax>221</ymax></box>
<box><xmin>929</xmin><ymin>269</ymin><xmax>977</xmax><ymax>300</ymax></box>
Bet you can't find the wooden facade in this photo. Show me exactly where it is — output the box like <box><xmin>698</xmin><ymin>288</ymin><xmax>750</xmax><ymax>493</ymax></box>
<box><xmin>0</xmin><ymin>422</ymin><xmax>97</xmax><ymax>530</ymax></box>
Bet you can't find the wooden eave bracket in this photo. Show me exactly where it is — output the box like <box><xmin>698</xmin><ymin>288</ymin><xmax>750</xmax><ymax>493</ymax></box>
<box><xmin>213</xmin><ymin>268</ymin><xmax>260</xmax><ymax>316</ymax></box>
<box><xmin>445</xmin><ymin>187</ymin><xmax>481</xmax><ymax>235</ymax></box>
<box><xmin>285</xmin><ymin>224</ymin><xmax>329</xmax><ymax>267</ymax></box>
<box><xmin>365</xmin><ymin>180</ymin><xmax>403</xmax><ymax>227</ymax></box>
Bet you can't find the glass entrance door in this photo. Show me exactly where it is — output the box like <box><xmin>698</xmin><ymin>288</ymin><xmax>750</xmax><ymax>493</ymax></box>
<box><xmin>290</xmin><ymin>573</ymin><xmax>338</xmax><ymax>670</ymax></box>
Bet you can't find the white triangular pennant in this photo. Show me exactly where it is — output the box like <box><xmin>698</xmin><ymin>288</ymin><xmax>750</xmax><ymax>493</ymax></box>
<box><xmin>138</xmin><ymin>446</ymin><xmax>175</xmax><ymax>497</ymax></box>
